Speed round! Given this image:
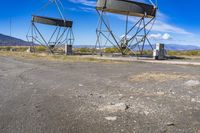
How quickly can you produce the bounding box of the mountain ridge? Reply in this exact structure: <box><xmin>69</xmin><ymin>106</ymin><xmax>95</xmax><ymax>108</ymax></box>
<box><xmin>74</xmin><ymin>44</ymin><xmax>200</xmax><ymax>51</ymax></box>
<box><xmin>0</xmin><ymin>34</ymin><xmax>33</xmax><ymax>46</ymax></box>
<box><xmin>0</xmin><ymin>34</ymin><xmax>200</xmax><ymax>51</ymax></box>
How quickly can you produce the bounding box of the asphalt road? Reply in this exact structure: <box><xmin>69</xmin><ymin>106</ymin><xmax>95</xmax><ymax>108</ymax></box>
<box><xmin>0</xmin><ymin>56</ymin><xmax>200</xmax><ymax>133</ymax></box>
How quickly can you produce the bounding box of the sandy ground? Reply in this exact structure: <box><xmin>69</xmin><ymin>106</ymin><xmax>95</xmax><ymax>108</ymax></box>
<box><xmin>0</xmin><ymin>56</ymin><xmax>200</xmax><ymax>133</ymax></box>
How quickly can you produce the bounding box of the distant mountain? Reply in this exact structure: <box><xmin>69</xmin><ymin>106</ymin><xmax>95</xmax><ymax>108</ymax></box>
<box><xmin>142</xmin><ymin>44</ymin><xmax>200</xmax><ymax>51</ymax></box>
<box><xmin>0</xmin><ymin>34</ymin><xmax>33</xmax><ymax>46</ymax></box>
<box><xmin>74</xmin><ymin>45</ymin><xmax>95</xmax><ymax>48</ymax></box>
<box><xmin>1</xmin><ymin>33</ymin><xmax>199</xmax><ymax>51</ymax></box>
<box><xmin>74</xmin><ymin>44</ymin><xmax>200</xmax><ymax>51</ymax></box>
<box><xmin>164</xmin><ymin>44</ymin><xmax>200</xmax><ymax>51</ymax></box>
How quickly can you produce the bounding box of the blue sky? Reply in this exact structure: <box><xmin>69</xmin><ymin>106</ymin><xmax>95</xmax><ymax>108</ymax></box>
<box><xmin>0</xmin><ymin>0</ymin><xmax>199</xmax><ymax>46</ymax></box>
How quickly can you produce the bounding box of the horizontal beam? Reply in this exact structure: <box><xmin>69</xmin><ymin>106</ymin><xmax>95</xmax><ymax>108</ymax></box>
<box><xmin>96</xmin><ymin>0</ymin><xmax>156</xmax><ymax>18</ymax></box>
<box><xmin>32</xmin><ymin>15</ymin><xmax>73</xmax><ymax>27</ymax></box>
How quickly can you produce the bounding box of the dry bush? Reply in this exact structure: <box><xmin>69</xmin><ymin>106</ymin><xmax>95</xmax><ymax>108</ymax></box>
<box><xmin>0</xmin><ymin>51</ymin><xmax>125</xmax><ymax>64</ymax></box>
<box><xmin>168</xmin><ymin>50</ymin><xmax>200</xmax><ymax>56</ymax></box>
<box><xmin>129</xmin><ymin>72</ymin><xmax>191</xmax><ymax>82</ymax></box>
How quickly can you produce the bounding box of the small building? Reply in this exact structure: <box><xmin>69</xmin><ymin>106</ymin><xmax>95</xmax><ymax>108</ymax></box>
<box><xmin>153</xmin><ymin>43</ymin><xmax>166</xmax><ymax>60</ymax></box>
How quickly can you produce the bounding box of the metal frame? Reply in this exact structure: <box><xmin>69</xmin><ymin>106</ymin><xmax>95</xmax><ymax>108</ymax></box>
<box><xmin>95</xmin><ymin>5</ymin><xmax>156</xmax><ymax>55</ymax></box>
<box><xmin>26</xmin><ymin>0</ymin><xmax>74</xmax><ymax>54</ymax></box>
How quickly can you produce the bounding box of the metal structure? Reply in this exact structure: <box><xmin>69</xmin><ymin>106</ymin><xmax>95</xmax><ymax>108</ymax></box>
<box><xmin>95</xmin><ymin>0</ymin><xmax>157</xmax><ymax>55</ymax></box>
<box><xmin>27</xmin><ymin>0</ymin><xmax>74</xmax><ymax>54</ymax></box>
<box><xmin>153</xmin><ymin>43</ymin><xmax>166</xmax><ymax>60</ymax></box>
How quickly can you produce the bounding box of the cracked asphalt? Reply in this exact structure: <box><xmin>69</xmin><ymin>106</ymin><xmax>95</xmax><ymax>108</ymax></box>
<box><xmin>0</xmin><ymin>56</ymin><xmax>200</xmax><ymax>133</ymax></box>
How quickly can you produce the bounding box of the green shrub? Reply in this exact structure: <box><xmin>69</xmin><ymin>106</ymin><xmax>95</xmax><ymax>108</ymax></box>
<box><xmin>79</xmin><ymin>48</ymin><xmax>91</xmax><ymax>53</ymax></box>
<box><xmin>35</xmin><ymin>46</ymin><xmax>47</xmax><ymax>52</ymax></box>
<box><xmin>167</xmin><ymin>50</ymin><xmax>200</xmax><ymax>56</ymax></box>
<box><xmin>104</xmin><ymin>47</ymin><xmax>120</xmax><ymax>53</ymax></box>
<box><xmin>6</xmin><ymin>46</ymin><xmax>12</xmax><ymax>51</ymax></box>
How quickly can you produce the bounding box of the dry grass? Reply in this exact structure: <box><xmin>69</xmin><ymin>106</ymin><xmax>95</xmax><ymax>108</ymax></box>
<box><xmin>129</xmin><ymin>72</ymin><xmax>191</xmax><ymax>82</ymax></box>
<box><xmin>0</xmin><ymin>51</ymin><xmax>125</xmax><ymax>64</ymax></box>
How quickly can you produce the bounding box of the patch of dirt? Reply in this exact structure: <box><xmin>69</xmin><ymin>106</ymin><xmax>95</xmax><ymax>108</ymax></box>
<box><xmin>104</xmin><ymin>116</ymin><xmax>117</xmax><ymax>121</ymax></box>
<box><xmin>184</xmin><ymin>80</ymin><xmax>200</xmax><ymax>87</ymax></box>
<box><xmin>129</xmin><ymin>72</ymin><xmax>191</xmax><ymax>82</ymax></box>
<box><xmin>98</xmin><ymin>103</ymin><xmax>129</xmax><ymax>113</ymax></box>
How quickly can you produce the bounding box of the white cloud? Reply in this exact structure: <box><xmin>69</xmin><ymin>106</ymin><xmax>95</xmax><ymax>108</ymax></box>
<box><xmin>149</xmin><ymin>33</ymin><xmax>162</xmax><ymax>39</ymax></box>
<box><xmin>116</xmin><ymin>11</ymin><xmax>191</xmax><ymax>35</ymax></box>
<box><xmin>149</xmin><ymin>33</ymin><xmax>172</xmax><ymax>40</ymax></box>
<box><xmin>67</xmin><ymin>0</ymin><xmax>192</xmax><ymax>35</ymax></box>
<box><xmin>67</xmin><ymin>0</ymin><xmax>96</xmax><ymax>7</ymax></box>
<box><xmin>79</xmin><ymin>6</ymin><xmax>95</xmax><ymax>12</ymax></box>
<box><xmin>152</xmin><ymin>20</ymin><xmax>191</xmax><ymax>35</ymax></box>
<box><xmin>162</xmin><ymin>33</ymin><xmax>171</xmax><ymax>40</ymax></box>
<box><xmin>156</xmin><ymin>11</ymin><xmax>169</xmax><ymax>21</ymax></box>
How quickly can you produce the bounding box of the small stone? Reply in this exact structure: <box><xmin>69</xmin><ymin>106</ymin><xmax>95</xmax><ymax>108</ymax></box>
<box><xmin>105</xmin><ymin>116</ymin><xmax>117</xmax><ymax>121</ymax></box>
<box><xmin>119</xmin><ymin>97</ymin><xmax>123</xmax><ymax>100</ymax></box>
<box><xmin>157</xmin><ymin>92</ymin><xmax>165</xmax><ymax>95</ymax></box>
<box><xmin>29</xmin><ymin>82</ymin><xmax>34</xmax><ymax>85</ymax></box>
<box><xmin>118</xmin><ymin>94</ymin><xmax>123</xmax><ymax>97</ymax></box>
<box><xmin>130</xmin><ymin>96</ymin><xmax>134</xmax><ymax>99</ymax></box>
<box><xmin>144</xmin><ymin>111</ymin><xmax>149</xmax><ymax>115</ymax></box>
<box><xmin>79</xmin><ymin>84</ymin><xmax>83</xmax><ymax>87</ymax></box>
<box><xmin>99</xmin><ymin>103</ymin><xmax>129</xmax><ymax>112</ymax></box>
<box><xmin>76</xmin><ymin>95</ymin><xmax>81</xmax><ymax>98</ymax></box>
<box><xmin>185</xmin><ymin>80</ymin><xmax>200</xmax><ymax>87</ymax></box>
<box><xmin>171</xmin><ymin>92</ymin><xmax>175</xmax><ymax>95</ymax></box>
<box><xmin>191</xmin><ymin>98</ymin><xmax>196</xmax><ymax>102</ymax></box>
<box><xmin>169</xmin><ymin>90</ymin><xmax>175</xmax><ymax>94</ymax></box>
<box><xmin>110</xmin><ymin>102</ymin><xmax>115</xmax><ymax>105</ymax></box>
<box><xmin>166</xmin><ymin>122</ymin><xmax>175</xmax><ymax>126</ymax></box>
<box><xmin>125</xmin><ymin>104</ymin><xmax>130</xmax><ymax>110</ymax></box>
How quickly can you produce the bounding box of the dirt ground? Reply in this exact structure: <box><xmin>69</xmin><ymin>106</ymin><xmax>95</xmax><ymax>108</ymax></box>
<box><xmin>0</xmin><ymin>56</ymin><xmax>200</xmax><ymax>133</ymax></box>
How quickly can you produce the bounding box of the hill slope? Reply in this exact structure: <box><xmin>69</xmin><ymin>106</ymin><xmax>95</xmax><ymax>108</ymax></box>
<box><xmin>0</xmin><ymin>33</ymin><xmax>199</xmax><ymax>51</ymax></box>
<box><xmin>164</xmin><ymin>44</ymin><xmax>200</xmax><ymax>51</ymax></box>
<box><xmin>75</xmin><ymin>44</ymin><xmax>200</xmax><ymax>51</ymax></box>
<box><xmin>0</xmin><ymin>34</ymin><xmax>32</xmax><ymax>46</ymax></box>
